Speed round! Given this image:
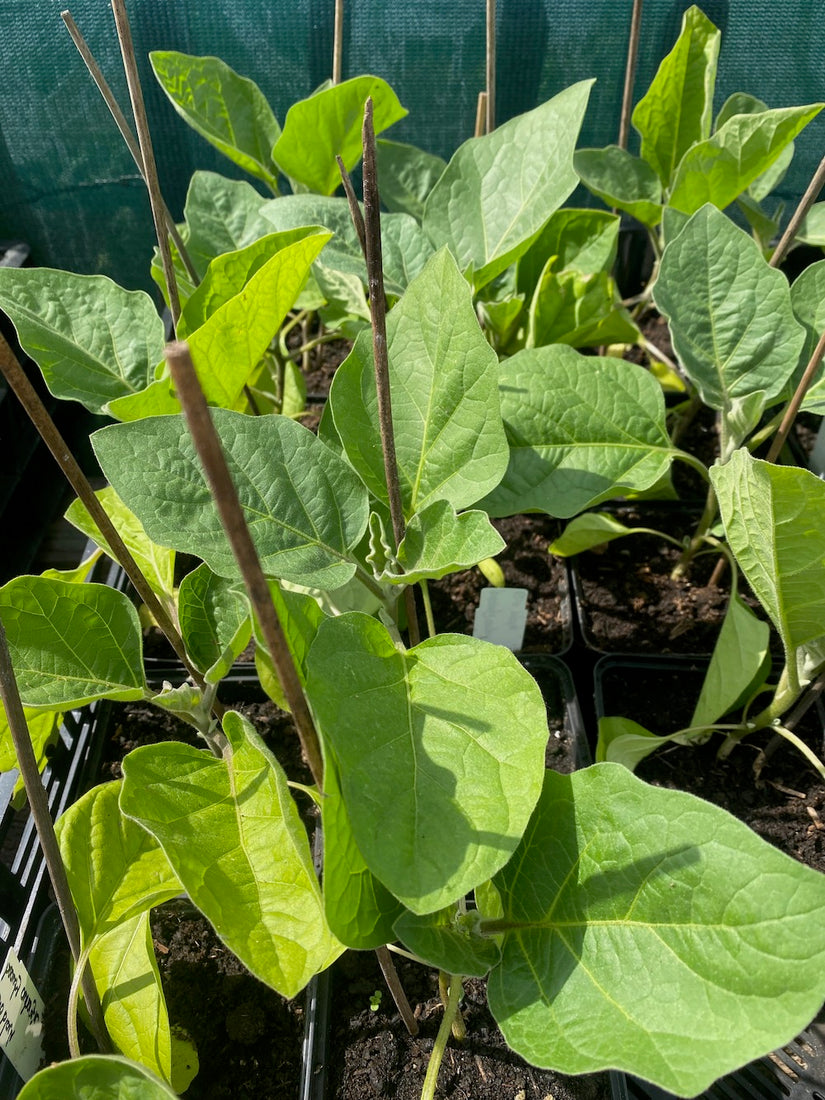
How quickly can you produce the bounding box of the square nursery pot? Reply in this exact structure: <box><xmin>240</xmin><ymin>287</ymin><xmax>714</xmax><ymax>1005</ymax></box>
<box><xmin>593</xmin><ymin>654</ymin><xmax>825</xmax><ymax>1100</ymax></box>
<box><xmin>300</xmin><ymin>655</ymin><xmax>627</xmax><ymax>1100</ymax></box>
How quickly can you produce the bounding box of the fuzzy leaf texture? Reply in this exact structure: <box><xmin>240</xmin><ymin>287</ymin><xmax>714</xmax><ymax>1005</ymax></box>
<box><xmin>120</xmin><ymin>711</ymin><xmax>343</xmax><ymax>998</ymax></box>
<box><xmin>305</xmin><ymin>613</ymin><xmax>548</xmax><ymax>914</ymax></box>
<box><xmin>487</xmin><ymin>763</ymin><xmax>825</xmax><ymax>1096</ymax></box>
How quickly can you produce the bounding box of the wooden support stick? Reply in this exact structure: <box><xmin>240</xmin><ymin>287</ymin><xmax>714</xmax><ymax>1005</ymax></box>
<box><xmin>765</xmin><ymin>328</ymin><xmax>825</xmax><ymax>463</ymax></box>
<box><xmin>475</xmin><ymin>90</ymin><xmax>487</xmax><ymax>138</ymax></box>
<box><xmin>486</xmin><ymin>0</ymin><xmax>496</xmax><ymax>134</ymax></box>
<box><xmin>618</xmin><ymin>0</ymin><xmax>644</xmax><ymax>149</ymax></box>
<box><xmin>0</xmin><ymin>621</ymin><xmax>110</xmax><ymax>1053</ymax></box>
<box><xmin>61</xmin><ymin>10</ymin><xmax>198</xmax><ymax>286</ymax></box>
<box><xmin>165</xmin><ymin>342</ymin><xmax>324</xmax><ymax>788</ymax></box>
<box><xmin>110</xmin><ymin>0</ymin><xmax>182</xmax><ymax>327</ymax></box>
<box><xmin>770</xmin><ymin>150</ymin><xmax>825</xmax><ymax>269</ymax></box>
<box><xmin>333</xmin><ymin>0</ymin><xmax>344</xmax><ymax>84</ymax></box>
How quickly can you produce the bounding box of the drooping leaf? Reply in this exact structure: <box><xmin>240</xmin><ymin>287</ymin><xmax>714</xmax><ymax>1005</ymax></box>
<box><xmin>527</xmin><ymin>266</ymin><xmax>638</xmax><ymax>349</ymax></box>
<box><xmin>387</xmin><ymin>502</ymin><xmax>505</xmax><ymax>585</ymax></box>
<box><xmin>151</xmin><ymin>52</ymin><xmax>281</xmax><ymax>190</ymax></box>
<box><xmin>0</xmin><ymin>268</ymin><xmax>163</xmax><ymax>415</ymax></box>
<box><xmin>65</xmin><ymin>487</ymin><xmax>176</xmax><ymax>601</ymax></box>
<box><xmin>517</xmin><ymin>208</ymin><xmax>621</xmax><ymax>297</ymax></box>
<box><xmin>305</xmin><ymin>613</ymin><xmax>548</xmax><ymax>914</ymax></box>
<box><xmin>394</xmin><ymin>904</ymin><xmax>500</xmax><ymax>977</ymax></box>
<box><xmin>654</xmin><ymin>205</ymin><xmax>804</xmax><ymax>425</ymax></box>
<box><xmin>548</xmin><ymin>513</ymin><xmax>656</xmax><ymax>557</ymax></box>
<box><xmin>120</xmin><ymin>711</ymin><xmax>343</xmax><ymax>998</ymax></box>
<box><xmin>329</xmin><ymin>248</ymin><xmax>508</xmax><ymax>517</ymax></box>
<box><xmin>178</xmin><ymin>564</ymin><xmax>251</xmax><ymax>683</ymax></box>
<box><xmin>17</xmin><ymin>1055</ymin><xmax>179</xmax><ymax>1099</ymax></box>
<box><xmin>668</xmin><ymin>103</ymin><xmax>823</xmax><ymax>215</ymax></box>
<box><xmin>596</xmin><ymin>716</ymin><xmax>670</xmax><ymax>770</ymax></box>
<box><xmin>272</xmin><ymin>75</ymin><xmax>407</xmax><ymax>195</ymax></box>
<box><xmin>375</xmin><ymin>139</ymin><xmax>447</xmax><ymax>220</ymax></box>
<box><xmin>488</xmin><ymin>763</ymin><xmax>825</xmax><ymax>1096</ymax></box>
<box><xmin>710</xmin><ymin>452</ymin><xmax>825</xmax><ymax>659</ymax></box>
<box><xmin>573</xmin><ymin>147</ymin><xmax>663</xmax><ymax>228</ymax></box>
<box><xmin>321</xmin><ymin>754</ymin><xmax>403</xmax><ymax>949</ymax></box>
<box><xmin>789</xmin><ymin>260</ymin><xmax>825</xmax><ymax>413</ymax></box>
<box><xmin>690</xmin><ymin>594</ymin><xmax>771</xmax><ymax>729</ymax></box>
<box><xmin>93</xmin><ymin>411</ymin><xmax>370</xmax><ymax>590</ymax></box>
<box><xmin>481</xmin><ymin>347</ymin><xmax>678</xmax><ymax>519</ymax></box>
<box><xmin>185</xmin><ymin>230</ymin><xmax>330</xmax><ymax>410</ymax></box>
<box><xmin>423</xmin><ymin>81</ymin><xmax>593</xmax><ymax>289</ymax></box>
<box><xmin>632</xmin><ymin>5</ymin><xmax>721</xmax><ymax>186</ymax></box>
<box><xmin>0</xmin><ymin>578</ymin><xmax>145</xmax><ymax>709</ymax></box>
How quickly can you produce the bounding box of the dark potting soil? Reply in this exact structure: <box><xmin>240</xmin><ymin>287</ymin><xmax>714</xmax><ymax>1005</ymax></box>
<box><xmin>428</xmin><ymin>514</ymin><xmax>571</xmax><ymax>652</ymax></box>
<box><xmin>573</xmin><ymin>507</ymin><xmax>769</xmax><ymax>655</ymax></box>
<box><xmin>597</xmin><ymin>663</ymin><xmax>825</xmax><ymax>874</ymax></box>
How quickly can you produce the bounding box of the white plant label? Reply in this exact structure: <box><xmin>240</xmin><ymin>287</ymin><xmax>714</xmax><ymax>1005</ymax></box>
<box><xmin>472</xmin><ymin>587</ymin><xmax>528</xmax><ymax>651</ymax></box>
<box><xmin>0</xmin><ymin>948</ymin><xmax>44</xmax><ymax>1081</ymax></box>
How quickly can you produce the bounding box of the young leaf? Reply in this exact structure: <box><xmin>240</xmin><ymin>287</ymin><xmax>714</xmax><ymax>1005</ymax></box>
<box><xmin>329</xmin><ymin>248</ymin><xmax>509</xmax><ymax>517</ymax></box>
<box><xmin>548</xmin><ymin>513</ymin><xmax>653</xmax><ymax>557</ymax></box>
<box><xmin>17</xmin><ymin>1055</ymin><xmax>179</xmax><ymax>1099</ymax></box>
<box><xmin>596</xmin><ymin>716</ymin><xmax>669</xmax><ymax>770</ymax></box>
<box><xmin>517</xmin><ymin>208</ymin><xmax>622</xmax><ymax>297</ymax></box>
<box><xmin>185</xmin><ymin>230</ymin><xmax>330</xmax><ymax>410</ymax></box>
<box><xmin>481</xmin><ymin>348</ymin><xmax>678</xmax><ymax>519</ymax></box>
<box><xmin>668</xmin><ymin>103</ymin><xmax>823</xmax><ymax>215</ymax></box>
<box><xmin>305</xmin><ymin>613</ymin><xmax>548</xmax><ymax>914</ymax></box>
<box><xmin>710</xmin><ymin>452</ymin><xmax>825</xmax><ymax>659</ymax></box>
<box><xmin>393</xmin><ymin>905</ymin><xmax>500</xmax><ymax>977</ymax></box>
<box><xmin>0</xmin><ymin>268</ymin><xmax>163</xmax><ymax>415</ymax></box>
<box><xmin>178</xmin><ymin>564</ymin><xmax>251</xmax><ymax>683</ymax></box>
<box><xmin>573</xmin><ymin>147</ymin><xmax>663</xmax><ymax>228</ymax></box>
<box><xmin>526</xmin><ymin>267</ymin><xmax>638</xmax><ymax>349</ymax></box>
<box><xmin>654</xmin><ymin>205</ymin><xmax>804</xmax><ymax>418</ymax></box>
<box><xmin>120</xmin><ymin>711</ymin><xmax>343</xmax><ymax>998</ymax></box>
<box><xmin>488</xmin><ymin>763</ymin><xmax>825</xmax><ymax>1096</ymax></box>
<box><xmin>387</xmin><ymin>502</ymin><xmax>505</xmax><ymax>585</ymax></box>
<box><xmin>0</xmin><ymin>578</ymin><xmax>145</xmax><ymax>709</ymax></box>
<box><xmin>690</xmin><ymin>594</ymin><xmax>771</xmax><ymax>729</ymax></box>
<box><xmin>423</xmin><ymin>81</ymin><xmax>593</xmax><ymax>289</ymax></box>
<box><xmin>375</xmin><ymin>139</ymin><xmax>447</xmax><ymax>220</ymax></box>
<box><xmin>632</xmin><ymin>5</ymin><xmax>721</xmax><ymax>186</ymax></box>
<box><xmin>93</xmin><ymin>411</ymin><xmax>370</xmax><ymax>590</ymax></box>
<box><xmin>65</xmin><ymin>486</ymin><xmax>176</xmax><ymax>601</ymax></box>
<box><xmin>272</xmin><ymin>75</ymin><xmax>407</xmax><ymax>195</ymax></box>
<box><xmin>151</xmin><ymin>52</ymin><xmax>281</xmax><ymax>191</ymax></box>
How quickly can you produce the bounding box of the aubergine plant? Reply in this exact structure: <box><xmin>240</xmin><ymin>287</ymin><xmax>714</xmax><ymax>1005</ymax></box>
<box><xmin>3</xmin><ymin>239</ymin><xmax>825</xmax><ymax>1098</ymax></box>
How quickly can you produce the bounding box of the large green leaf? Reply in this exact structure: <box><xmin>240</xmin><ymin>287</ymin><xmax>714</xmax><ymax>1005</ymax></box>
<box><xmin>93</xmin><ymin>411</ymin><xmax>369</xmax><ymax>590</ymax></box>
<box><xmin>178</xmin><ymin>565</ymin><xmax>251</xmax><ymax>683</ymax></box>
<box><xmin>632</xmin><ymin>6</ymin><xmax>720</xmax><ymax>186</ymax></box>
<box><xmin>17</xmin><ymin>1056</ymin><xmax>179</xmax><ymax>1099</ymax></box>
<box><xmin>375</xmin><ymin>139</ymin><xmax>447</xmax><ymax>220</ymax></box>
<box><xmin>272</xmin><ymin>75</ymin><xmax>407</xmax><ymax>195</ymax></box>
<box><xmin>654</xmin><ymin>206</ymin><xmax>804</xmax><ymax>425</ymax></box>
<box><xmin>790</xmin><ymin>260</ymin><xmax>825</xmax><ymax>413</ymax></box>
<box><xmin>151</xmin><ymin>52</ymin><xmax>281</xmax><ymax>190</ymax></box>
<box><xmin>65</xmin><ymin>487</ymin><xmax>175</xmax><ymax>601</ymax></box>
<box><xmin>527</xmin><ymin>267</ymin><xmax>638</xmax><ymax>349</ymax></box>
<box><xmin>185</xmin><ymin>230</ymin><xmax>330</xmax><ymax>410</ymax></box>
<box><xmin>0</xmin><ymin>268</ymin><xmax>163</xmax><ymax>415</ymax></box>
<box><xmin>305</xmin><ymin>613</ymin><xmax>548</xmax><ymax>914</ymax></box>
<box><xmin>487</xmin><ymin>763</ymin><xmax>825</xmax><ymax>1096</ymax></box>
<box><xmin>329</xmin><ymin>248</ymin><xmax>508</xmax><ymax>518</ymax></box>
<box><xmin>573</xmin><ymin>147</ymin><xmax>663</xmax><ymax>228</ymax></box>
<box><xmin>0</xmin><ymin>578</ymin><xmax>145</xmax><ymax>709</ymax></box>
<box><xmin>481</xmin><ymin>347</ymin><xmax>678</xmax><ymax>519</ymax></box>
<box><xmin>517</xmin><ymin>208</ymin><xmax>621</xmax><ymax>296</ymax></box>
<box><xmin>710</xmin><ymin>452</ymin><xmax>825</xmax><ymax>659</ymax></box>
<box><xmin>423</xmin><ymin>82</ymin><xmax>593</xmax><ymax>289</ymax></box>
<box><xmin>668</xmin><ymin>103</ymin><xmax>823</xmax><ymax>215</ymax></box>
<box><xmin>120</xmin><ymin>711</ymin><xmax>343</xmax><ymax>997</ymax></box>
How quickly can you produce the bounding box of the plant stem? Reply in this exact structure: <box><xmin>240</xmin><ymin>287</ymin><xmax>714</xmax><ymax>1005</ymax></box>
<box><xmin>165</xmin><ymin>341</ymin><xmax>325</xmax><ymax>788</ymax></box>
<box><xmin>0</xmin><ymin>621</ymin><xmax>110</xmax><ymax>1054</ymax></box>
<box><xmin>420</xmin><ymin>973</ymin><xmax>464</xmax><ymax>1100</ymax></box>
<box><xmin>765</xmin><ymin>328</ymin><xmax>825</xmax><ymax>463</ymax></box>
<box><xmin>769</xmin><ymin>149</ymin><xmax>825</xmax><ymax>269</ymax></box>
<box><xmin>474</xmin><ymin>91</ymin><xmax>487</xmax><ymax>138</ymax></box>
<box><xmin>332</xmin><ymin>0</ymin><xmax>344</xmax><ymax>84</ymax></box>
<box><xmin>420</xmin><ymin>580</ymin><xmax>437</xmax><ymax>639</ymax></box>
<box><xmin>375</xmin><ymin>945</ymin><xmax>419</xmax><ymax>1036</ymax></box>
<box><xmin>618</xmin><ymin>0</ymin><xmax>644</xmax><ymax>149</ymax></box>
<box><xmin>438</xmin><ymin>969</ymin><xmax>466</xmax><ymax>1040</ymax></box>
<box><xmin>0</xmin><ymin>333</ymin><xmax>211</xmax><ymax>697</ymax></box>
<box><xmin>110</xmin><ymin>0</ymin><xmax>182</xmax><ymax>328</ymax></box>
<box><xmin>486</xmin><ymin>0</ymin><xmax>496</xmax><ymax>134</ymax></box>
<box><xmin>60</xmin><ymin>10</ymin><xmax>198</xmax><ymax>286</ymax></box>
